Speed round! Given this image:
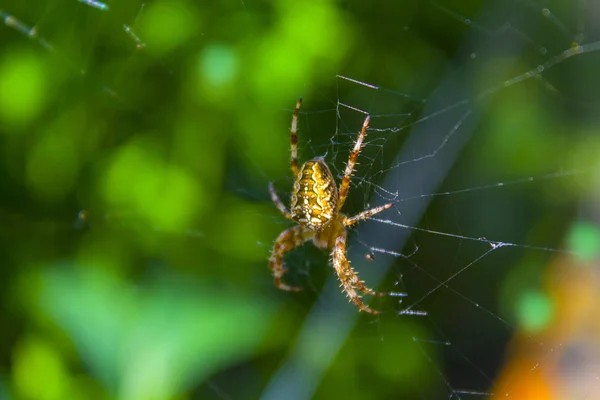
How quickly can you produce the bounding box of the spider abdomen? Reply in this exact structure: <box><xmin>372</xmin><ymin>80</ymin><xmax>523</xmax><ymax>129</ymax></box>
<box><xmin>290</xmin><ymin>158</ymin><xmax>338</xmax><ymax>230</ymax></box>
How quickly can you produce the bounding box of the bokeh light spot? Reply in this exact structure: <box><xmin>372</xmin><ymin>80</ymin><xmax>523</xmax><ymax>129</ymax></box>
<box><xmin>566</xmin><ymin>221</ymin><xmax>600</xmax><ymax>262</ymax></box>
<box><xmin>139</xmin><ymin>1</ymin><xmax>198</xmax><ymax>56</ymax></box>
<box><xmin>251</xmin><ymin>0</ymin><xmax>350</xmax><ymax>99</ymax></box>
<box><xmin>12</xmin><ymin>336</ymin><xmax>69</xmax><ymax>400</ymax></box>
<box><xmin>0</xmin><ymin>50</ymin><xmax>47</xmax><ymax>128</ymax></box>
<box><xmin>517</xmin><ymin>290</ymin><xmax>554</xmax><ymax>333</ymax></box>
<box><xmin>103</xmin><ymin>141</ymin><xmax>204</xmax><ymax>232</ymax></box>
<box><xmin>200</xmin><ymin>45</ymin><xmax>239</xmax><ymax>87</ymax></box>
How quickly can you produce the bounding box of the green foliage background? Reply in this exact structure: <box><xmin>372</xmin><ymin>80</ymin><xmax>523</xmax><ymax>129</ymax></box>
<box><xmin>0</xmin><ymin>0</ymin><xmax>598</xmax><ymax>399</ymax></box>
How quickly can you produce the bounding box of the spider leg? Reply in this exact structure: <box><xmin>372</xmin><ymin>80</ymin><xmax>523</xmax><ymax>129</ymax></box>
<box><xmin>290</xmin><ymin>98</ymin><xmax>302</xmax><ymax>178</ymax></box>
<box><xmin>269</xmin><ymin>182</ymin><xmax>293</xmax><ymax>221</ymax></box>
<box><xmin>332</xmin><ymin>230</ymin><xmax>381</xmax><ymax>314</ymax></box>
<box><xmin>351</xmin><ymin>277</ymin><xmax>388</xmax><ymax>298</ymax></box>
<box><xmin>269</xmin><ymin>225</ymin><xmax>313</xmax><ymax>292</ymax></box>
<box><xmin>344</xmin><ymin>203</ymin><xmax>393</xmax><ymax>226</ymax></box>
<box><xmin>337</xmin><ymin>115</ymin><xmax>370</xmax><ymax>212</ymax></box>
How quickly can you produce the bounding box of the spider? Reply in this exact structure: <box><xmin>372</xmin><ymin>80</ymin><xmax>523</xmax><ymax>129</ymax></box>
<box><xmin>268</xmin><ymin>98</ymin><xmax>394</xmax><ymax>314</ymax></box>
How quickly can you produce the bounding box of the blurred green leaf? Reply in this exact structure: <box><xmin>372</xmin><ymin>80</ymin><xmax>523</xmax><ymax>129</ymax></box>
<box><xmin>38</xmin><ymin>265</ymin><xmax>273</xmax><ymax>400</ymax></box>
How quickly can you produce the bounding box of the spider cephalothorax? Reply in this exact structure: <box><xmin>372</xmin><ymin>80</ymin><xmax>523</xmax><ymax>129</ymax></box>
<box><xmin>268</xmin><ymin>98</ymin><xmax>393</xmax><ymax>314</ymax></box>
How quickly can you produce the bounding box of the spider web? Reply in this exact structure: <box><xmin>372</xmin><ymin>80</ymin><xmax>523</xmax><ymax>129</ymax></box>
<box><xmin>2</xmin><ymin>0</ymin><xmax>600</xmax><ymax>399</ymax></box>
<box><xmin>263</xmin><ymin>1</ymin><xmax>600</xmax><ymax>399</ymax></box>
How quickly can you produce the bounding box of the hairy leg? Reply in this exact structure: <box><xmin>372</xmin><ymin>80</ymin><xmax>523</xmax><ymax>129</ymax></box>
<box><xmin>344</xmin><ymin>203</ymin><xmax>394</xmax><ymax>226</ymax></box>
<box><xmin>269</xmin><ymin>225</ymin><xmax>312</xmax><ymax>292</ymax></box>
<box><xmin>269</xmin><ymin>182</ymin><xmax>293</xmax><ymax>221</ymax></box>
<box><xmin>332</xmin><ymin>231</ymin><xmax>381</xmax><ymax>314</ymax></box>
<box><xmin>337</xmin><ymin>115</ymin><xmax>370</xmax><ymax>211</ymax></box>
<box><xmin>290</xmin><ymin>98</ymin><xmax>302</xmax><ymax>178</ymax></box>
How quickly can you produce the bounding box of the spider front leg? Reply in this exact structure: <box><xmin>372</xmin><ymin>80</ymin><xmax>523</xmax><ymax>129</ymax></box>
<box><xmin>290</xmin><ymin>97</ymin><xmax>302</xmax><ymax>178</ymax></box>
<box><xmin>337</xmin><ymin>115</ymin><xmax>370</xmax><ymax>212</ymax></box>
<box><xmin>332</xmin><ymin>230</ymin><xmax>384</xmax><ymax>314</ymax></box>
<box><xmin>269</xmin><ymin>225</ymin><xmax>313</xmax><ymax>292</ymax></box>
<box><xmin>269</xmin><ymin>182</ymin><xmax>293</xmax><ymax>221</ymax></box>
<box><xmin>344</xmin><ymin>203</ymin><xmax>394</xmax><ymax>227</ymax></box>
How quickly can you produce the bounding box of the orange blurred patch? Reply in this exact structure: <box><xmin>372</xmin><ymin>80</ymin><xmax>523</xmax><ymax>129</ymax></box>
<box><xmin>492</xmin><ymin>355</ymin><xmax>554</xmax><ymax>400</ymax></box>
